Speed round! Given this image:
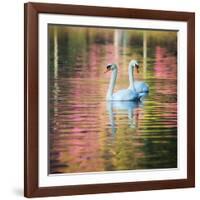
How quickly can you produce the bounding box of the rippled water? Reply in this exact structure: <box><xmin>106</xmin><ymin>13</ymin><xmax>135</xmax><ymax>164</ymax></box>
<box><xmin>48</xmin><ymin>26</ymin><xmax>177</xmax><ymax>174</ymax></box>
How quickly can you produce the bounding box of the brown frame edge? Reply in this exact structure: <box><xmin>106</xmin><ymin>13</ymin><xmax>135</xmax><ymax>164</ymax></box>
<box><xmin>24</xmin><ymin>2</ymin><xmax>195</xmax><ymax>198</ymax></box>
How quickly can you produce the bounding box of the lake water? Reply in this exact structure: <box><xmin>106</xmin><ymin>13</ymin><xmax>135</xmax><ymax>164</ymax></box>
<box><xmin>48</xmin><ymin>26</ymin><xmax>177</xmax><ymax>174</ymax></box>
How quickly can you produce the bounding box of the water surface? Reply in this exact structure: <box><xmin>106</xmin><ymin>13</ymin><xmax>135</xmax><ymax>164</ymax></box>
<box><xmin>48</xmin><ymin>26</ymin><xmax>177</xmax><ymax>174</ymax></box>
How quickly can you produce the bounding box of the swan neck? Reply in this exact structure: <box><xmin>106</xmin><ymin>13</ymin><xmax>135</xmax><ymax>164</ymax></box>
<box><xmin>107</xmin><ymin>67</ymin><xmax>117</xmax><ymax>100</ymax></box>
<box><xmin>128</xmin><ymin>63</ymin><xmax>134</xmax><ymax>89</ymax></box>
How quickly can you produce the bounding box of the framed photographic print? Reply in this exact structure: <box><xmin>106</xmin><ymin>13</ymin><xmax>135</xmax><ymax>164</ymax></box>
<box><xmin>24</xmin><ymin>2</ymin><xmax>195</xmax><ymax>197</ymax></box>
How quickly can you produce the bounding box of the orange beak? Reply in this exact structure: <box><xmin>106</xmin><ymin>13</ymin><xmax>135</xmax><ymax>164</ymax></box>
<box><xmin>104</xmin><ymin>68</ymin><xmax>110</xmax><ymax>73</ymax></box>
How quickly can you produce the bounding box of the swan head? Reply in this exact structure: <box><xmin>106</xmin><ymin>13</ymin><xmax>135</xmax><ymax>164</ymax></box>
<box><xmin>129</xmin><ymin>60</ymin><xmax>139</xmax><ymax>73</ymax></box>
<box><xmin>104</xmin><ymin>63</ymin><xmax>118</xmax><ymax>73</ymax></box>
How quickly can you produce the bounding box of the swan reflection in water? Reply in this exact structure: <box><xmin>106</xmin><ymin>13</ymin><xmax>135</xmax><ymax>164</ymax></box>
<box><xmin>106</xmin><ymin>99</ymin><xmax>146</xmax><ymax>136</ymax></box>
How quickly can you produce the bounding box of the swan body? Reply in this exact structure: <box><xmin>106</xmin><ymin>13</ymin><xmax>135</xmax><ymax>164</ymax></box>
<box><xmin>111</xmin><ymin>88</ymin><xmax>138</xmax><ymax>101</ymax></box>
<box><xmin>105</xmin><ymin>64</ymin><xmax>139</xmax><ymax>101</ymax></box>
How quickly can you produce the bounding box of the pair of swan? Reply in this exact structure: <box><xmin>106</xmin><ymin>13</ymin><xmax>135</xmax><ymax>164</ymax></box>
<box><xmin>105</xmin><ymin>60</ymin><xmax>149</xmax><ymax>101</ymax></box>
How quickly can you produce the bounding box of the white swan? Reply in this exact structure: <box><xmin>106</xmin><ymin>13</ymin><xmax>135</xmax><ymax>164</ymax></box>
<box><xmin>128</xmin><ymin>60</ymin><xmax>149</xmax><ymax>98</ymax></box>
<box><xmin>105</xmin><ymin>64</ymin><xmax>139</xmax><ymax>101</ymax></box>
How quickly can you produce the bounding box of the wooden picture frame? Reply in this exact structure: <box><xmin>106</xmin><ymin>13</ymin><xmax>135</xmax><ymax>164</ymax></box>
<box><xmin>24</xmin><ymin>2</ymin><xmax>195</xmax><ymax>197</ymax></box>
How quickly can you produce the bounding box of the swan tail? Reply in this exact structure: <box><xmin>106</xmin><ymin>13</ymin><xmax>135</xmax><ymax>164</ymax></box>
<box><xmin>138</xmin><ymin>92</ymin><xmax>148</xmax><ymax>101</ymax></box>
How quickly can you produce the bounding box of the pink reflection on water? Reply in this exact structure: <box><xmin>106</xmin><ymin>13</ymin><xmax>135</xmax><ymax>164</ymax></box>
<box><xmin>154</xmin><ymin>46</ymin><xmax>177</xmax><ymax>95</ymax></box>
<box><xmin>154</xmin><ymin>47</ymin><xmax>177</xmax><ymax>79</ymax></box>
<box><xmin>153</xmin><ymin>46</ymin><xmax>177</xmax><ymax>130</ymax></box>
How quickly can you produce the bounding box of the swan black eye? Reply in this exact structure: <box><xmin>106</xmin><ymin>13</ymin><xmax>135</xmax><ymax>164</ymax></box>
<box><xmin>106</xmin><ymin>64</ymin><xmax>112</xmax><ymax>69</ymax></box>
